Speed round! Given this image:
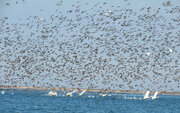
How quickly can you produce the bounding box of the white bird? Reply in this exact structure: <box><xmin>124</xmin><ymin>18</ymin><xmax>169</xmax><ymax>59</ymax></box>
<box><xmin>39</xmin><ymin>18</ymin><xmax>44</xmax><ymax>21</ymax></box>
<box><xmin>48</xmin><ymin>91</ymin><xmax>58</xmax><ymax>96</ymax></box>
<box><xmin>88</xmin><ymin>95</ymin><xmax>95</xmax><ymax>98</ymax></box>
<box><xmin>168</xmin><ymin>48</ymin><xmax>173</xmax><ymax>53</ymax></box>
<box><xmin>143</xmin><ymin>91</ymin><xmax>150</xmax><ymax>99</ymax></box>
<box><xmin>66</xmin><ymin>89</ymin><xmax>77</xmax><ymax>97</ymax></box>
<box><xmin>78</xmin><ymin>89</ymin><xmax>87</xmax><ymax>96</ymax></box>
<box><xmin>99</xmin><ymin>93</ymin><xmax>107</xmax><ymax>97</ymax></box>
<box><xmin>1</xmin><ymin>91</ymin><xmax>5</xmax><ymax>95</ymax></box>
<box><xmin>35</xmin><ymin>16</ymin><xmax>44</xmax><ymax>22</ymax></box>
<box><xmin>146</xmin><ymin>52</ymin><xmax>151</xmax><ymax>56</ymax></box>
<box><xmin>151</xmin><ymin>91</ymin><xmax>158</xmax><ymax>99</ymax></box>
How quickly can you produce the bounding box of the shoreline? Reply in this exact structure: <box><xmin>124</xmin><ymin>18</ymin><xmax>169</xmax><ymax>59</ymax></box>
<box><xmin>0</xmin><ymin>85</ymin><xmax>179</xmax><ymax>95</ymax></box>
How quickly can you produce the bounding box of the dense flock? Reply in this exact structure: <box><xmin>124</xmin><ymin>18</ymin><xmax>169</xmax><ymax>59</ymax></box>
<box><xmin>0</xmin><ymin>0</ymin><xmax>179</xmax><ymax>92</ymax></box>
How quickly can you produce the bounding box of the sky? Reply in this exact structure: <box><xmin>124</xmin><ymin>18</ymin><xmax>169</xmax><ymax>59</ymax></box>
<box><xmin>0</xmin><ymin>0</ymin><xmax>180</xmax><ymax>92</ymax></box>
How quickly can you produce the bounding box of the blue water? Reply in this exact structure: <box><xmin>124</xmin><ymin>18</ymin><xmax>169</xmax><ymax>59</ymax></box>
<box><xmin>0</xmin><ymin>90</ymin><xmax>180</xmax><ymax>113</ymax></box>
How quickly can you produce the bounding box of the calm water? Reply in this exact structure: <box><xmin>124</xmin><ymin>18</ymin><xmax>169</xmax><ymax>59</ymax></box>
<box><xmin>0</xmin><ymin>90</ymin><xmax>180</xmax><ymax>113</ymax></box>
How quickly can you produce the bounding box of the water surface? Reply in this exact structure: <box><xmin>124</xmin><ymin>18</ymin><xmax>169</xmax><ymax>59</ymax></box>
<box><xmin>0</xmin><ymin>90</ymin><xmax>180</xmax><ymax>113</ymax></box>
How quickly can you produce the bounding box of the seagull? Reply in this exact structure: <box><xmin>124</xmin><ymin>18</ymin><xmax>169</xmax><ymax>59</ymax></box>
<box><xmin>168</xmin><ymin>48</ymin><xmax>173</xmax><ymax>53</ymax></box>
<box><xmin>66</xmin><ymin>89</ymin><xmax>77</xmax><ymax>97</ymax></box>
<box><xmin>39</xmin><ymin>18</ymin><xmax>44</xmax><ymax>21</ymax></box>
<box><xmin>146</xmin><ymin>52</ymin><xmax>151</xmax><ymax>56</ymax></box>
<box><xmin>34</xmin><ymin>16</ymin><xmax>44</xmax><ymax>22</ymax></box>
<box><xmin>48</xmin><ymin>91</ymin><xmax>58</xmax><ymax>96</ymax></box>
<box><xmin>151</xmin><ymin>91</ymin><xmax>158</xmax><ymax>99</ymax></box>
<box><xmin>1</xmin><ymin>91</ymin><xmax>5</xmax><ymax>95</ymax></box>
<box><xmin>78</xmin><ymin>89</ymin><xmax>87</xmax><ymax>96</ymax></box>
<box><xmin>99</xmin><ymin>93</ymin><xmax>107</xmax><ymax>97</ymax></box>
<box><xmin>143</xmin><ymin>91</ymin><xmax>150</xmax><ymax>99</ymax></box>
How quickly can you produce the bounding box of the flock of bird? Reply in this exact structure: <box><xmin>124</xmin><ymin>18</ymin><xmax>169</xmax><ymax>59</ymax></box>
<box><xmin>0</xmin><ymin>0</ymin><xmax>180</xmax><ymax>93</ymax></box>
<box><xmin>0</xmin><ymin>89</ymin><xmax>158</xmax><ymax>100</ymax></box>
<box><xmin>48</xmin><ymin>89</ymin><xmax>158</xmax><ymax>100</ymax></box>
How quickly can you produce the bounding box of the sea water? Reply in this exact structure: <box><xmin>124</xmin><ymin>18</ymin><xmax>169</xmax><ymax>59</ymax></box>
<box><xmin>0</xmin><ymin>90</ymin><xmax>180</xmax><ymax>113</ymax></box>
